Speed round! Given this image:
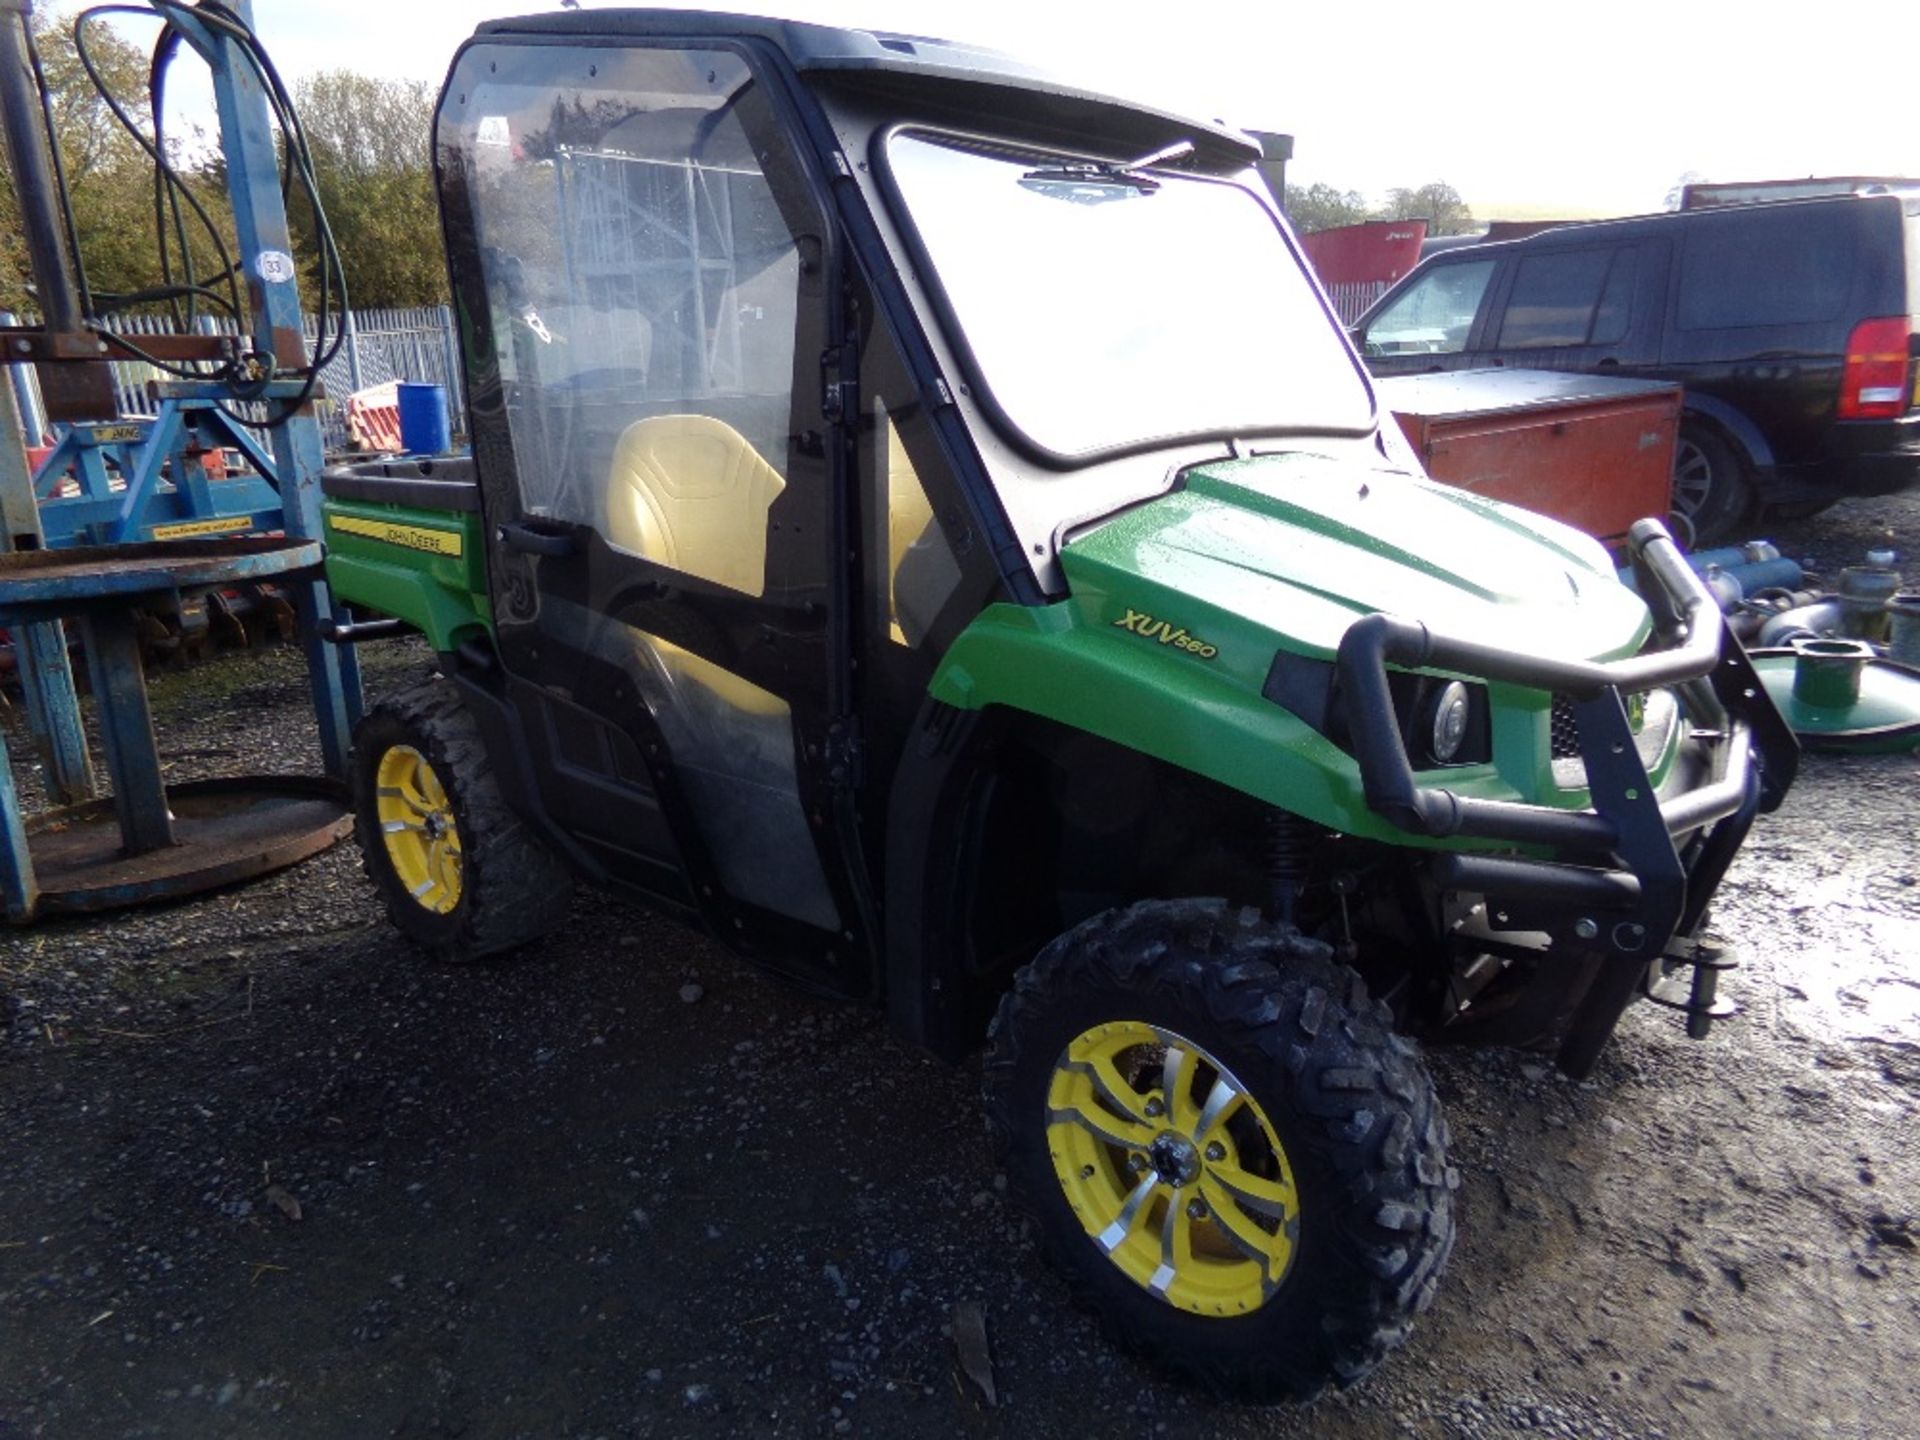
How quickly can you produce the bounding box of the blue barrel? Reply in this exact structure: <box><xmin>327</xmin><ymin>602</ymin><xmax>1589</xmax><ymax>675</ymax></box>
<box><xmin>396</xmin><ymin>382</ymin><xmax>451</xmax><ymax>455</ymax></box>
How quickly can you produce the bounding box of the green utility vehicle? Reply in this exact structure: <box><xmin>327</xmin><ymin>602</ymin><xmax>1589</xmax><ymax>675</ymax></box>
<box><xmin>320</xmin><ymin>10</ymin><xmax>1797</xmax><ymax>1401</ymax></box>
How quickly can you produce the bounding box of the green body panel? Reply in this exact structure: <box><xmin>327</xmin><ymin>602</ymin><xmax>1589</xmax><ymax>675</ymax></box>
<box><xmin>930</xmin><ymin>455</ymin><xmax>1665</xmax><ymax>846</ymax></box>
<box><xmin>321</xmin><ymin>499</ymin><xmax>492</xmax><ymax>652</ymax></box>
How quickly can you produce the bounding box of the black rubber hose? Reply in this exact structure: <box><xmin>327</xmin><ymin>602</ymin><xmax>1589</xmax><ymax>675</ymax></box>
<box><xmin>70</xmin><ymin>6</ymin><xmax>247</xmax><ymax>380</ymax></box>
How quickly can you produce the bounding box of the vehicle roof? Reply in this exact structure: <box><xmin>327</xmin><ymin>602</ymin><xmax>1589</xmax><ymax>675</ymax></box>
<box><xmin>1412</xmin><ymin>191</ymin><xmax>1908</xmax><ymax>263</ymax></box>
<box><xmin>472</xmin><ymin>8</ymin><xmax>1260</xmax><ymax>166</ymax></box>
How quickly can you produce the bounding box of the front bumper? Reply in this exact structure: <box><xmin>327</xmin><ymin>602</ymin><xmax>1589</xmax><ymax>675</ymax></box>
<box><xmin>1819</xmin><ymin>412</ymin><xmax>1920</xmax><ymax>497</ymax></box>
<box><xmin>1336</xmin><ymin>518</ymin><xmax>1799</xmax><ymax>1070</ymax></box>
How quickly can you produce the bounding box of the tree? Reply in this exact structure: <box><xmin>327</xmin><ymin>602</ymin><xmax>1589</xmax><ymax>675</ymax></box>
<box><xmin>1283</xmin><ymin>181</ymin><xmax>1371</xmax><ymax>233</ymax></box>
<box><xmin>1378</xmin><ymin>182</ymin><xmax>1475</xmax><ymax>236</ymax></box>
<box><xmin>1664</xmin><ymin>170</ymin><xmax>1706</xmax><ymax>212</ymax></box>
<box><xmin>1283</xmin><ymin>179</ymin><xmax>1479</xmax><ymax>237</ymax></box>
<box><xmin>291</xmin><ymin>71</ymin><xmax>447</xmax><ymax>310</ymax></box>
<box><xmin>0</xmin><ymin>4</ymin><xmax>231</xmax><ymax>316</ymax></box>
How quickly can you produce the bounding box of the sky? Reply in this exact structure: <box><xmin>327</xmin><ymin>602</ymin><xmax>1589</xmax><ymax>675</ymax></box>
<box><xmin>108</xmin><ymin>0</ymin><xmax>1917</xmax><ymax>221</ymax></box>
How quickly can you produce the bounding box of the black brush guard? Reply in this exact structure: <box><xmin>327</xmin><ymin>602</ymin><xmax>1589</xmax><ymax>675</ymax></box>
<box><xmin>1335</xmin><ymin>519</ymin><xmax>1799</xmax><ymax>1073</ymax></box>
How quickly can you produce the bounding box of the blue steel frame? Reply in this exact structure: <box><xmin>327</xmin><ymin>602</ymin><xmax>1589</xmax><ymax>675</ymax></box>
<box><xmin>1</xmin><ymin>376</ymin><xmax>93</xmax><ymax>917</ymax></box>
<box><xmin>4</xmin><ymin>0</ymin><xmax>362</xmax><ymax>921</ymax></box>
<box><xmin>0</xmin><ymin>537</ymin><xmax>328</xmax><ymax>921</ymax></box>
<box><xmin>154</xmin><ymin>0</ymin><xmax>361</xmax><ymax>771</ymax></box>
<box><xmin>32</xmin><ymin>402</ymin><xmax>283</xmax><ymax>545</ymax></box>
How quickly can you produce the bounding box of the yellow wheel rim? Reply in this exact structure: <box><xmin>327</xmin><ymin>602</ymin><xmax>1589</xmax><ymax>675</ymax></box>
<box><xmin>1047</xmin><ymin>1021</ymin><xmax>1299</xmax><ymax>1316</ymax></box>
<box><xmin>374</xmin><ymin>744</ymin><xmax>463</xmax><ymax>915</ymax></box>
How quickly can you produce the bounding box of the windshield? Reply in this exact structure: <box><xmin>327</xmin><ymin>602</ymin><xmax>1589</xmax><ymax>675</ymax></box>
<box><xmin>884</xmin><ymin>131</ymin><xmax>1375</xmax><ymax>462</ymax></box>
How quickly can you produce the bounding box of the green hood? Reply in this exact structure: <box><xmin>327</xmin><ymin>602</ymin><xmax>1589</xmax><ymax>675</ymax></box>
<box><xmin>927</xmin><ymin>452</ymin><xmax>1657</xmax><ymax>843</ymax></box>
<box><xmin>1062</xmin><ymin>454</ymin><xmax>1651</xmax><ymax>669</ymax></box>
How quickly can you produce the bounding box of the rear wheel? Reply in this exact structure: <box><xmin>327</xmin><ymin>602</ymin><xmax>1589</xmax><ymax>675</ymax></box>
<box><xmin>351</xmin><ymin>677</ymin><xmax>572</xmax><ymax>961</ymax></box>
<box><xmin>1671</xmin><ymin>422</ymin><xmax>1754</xmax><ymax>545</ymax></box>
<box><xmin>984</xmin><ymin>899</ymin><xmax>1455</xmax><ymax>1401</ymax></box>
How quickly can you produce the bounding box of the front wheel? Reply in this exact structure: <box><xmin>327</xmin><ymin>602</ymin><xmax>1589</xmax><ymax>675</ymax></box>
<box><xmin>351</xmin><ymin>677</ymin><xmax>573</xmax><ymax>961</ymax></box>
<box><xmin>984</xmin><ymin>899</ymin><xmax>1456</xmax><ymax>1402</ymax></box>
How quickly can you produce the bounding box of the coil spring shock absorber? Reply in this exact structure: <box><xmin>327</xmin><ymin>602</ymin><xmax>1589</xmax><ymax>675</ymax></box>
<box><xmin>1264</xmin><ymin>808</ymin><xmax>1318</xmax><ymax>926</ymax></box>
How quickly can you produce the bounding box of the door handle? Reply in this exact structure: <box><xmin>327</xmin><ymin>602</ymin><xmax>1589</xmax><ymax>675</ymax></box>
<box><xmin>497</xmin><ymin>519</ymin><xmax>579</xmax><ymax>557</ymax></box>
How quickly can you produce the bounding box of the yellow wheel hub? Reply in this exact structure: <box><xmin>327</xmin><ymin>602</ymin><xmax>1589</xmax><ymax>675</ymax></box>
<box><xmin>374</xmin><ymin>744</ymin><xmax>463</xmax><ymax>915</ymax></box>
<box><xmin>1047</xmin><ymin>1021</ymin><xmax>1299</xmax><ymax>1316</ymax></box>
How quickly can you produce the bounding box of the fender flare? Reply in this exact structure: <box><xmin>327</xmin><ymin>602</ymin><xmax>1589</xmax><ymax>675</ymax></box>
<box><xmin>883</xmin><ymin>698</ymin><xmax>1005</xmax><ymax>1060</ymax></box>
<box><xmin>1679</xmin><ymin>394</ymin><xmax>1776</xmax><ymax>480</ymax></box>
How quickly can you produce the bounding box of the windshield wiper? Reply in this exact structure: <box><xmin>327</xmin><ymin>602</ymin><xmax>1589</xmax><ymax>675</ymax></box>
<box><xmin>1020</xmin><ymin>139</ymin><xmax>1196</xmax><ymax>194</ymax></box>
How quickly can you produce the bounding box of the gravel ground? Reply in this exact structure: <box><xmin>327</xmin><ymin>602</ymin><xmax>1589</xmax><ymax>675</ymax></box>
<box><xmin>1</xmin><ymin>492</ymin><xmax>1916</xmax><ymax>1439</ymax></box>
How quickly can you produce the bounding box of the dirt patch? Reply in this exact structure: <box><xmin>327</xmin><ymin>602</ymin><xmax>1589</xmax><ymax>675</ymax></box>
<box><xmin>2</xmin><ymin>494</ymin><xmax>1916</xmax><ymax>1439</ymax></box>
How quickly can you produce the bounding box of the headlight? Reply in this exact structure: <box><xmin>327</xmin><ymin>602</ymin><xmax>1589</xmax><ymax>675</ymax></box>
<box><xmin>1261</xmin><ymin>654</ymin><xmax>1487</xmax><ymax>766</ymax></box>
<box><xmin>1425</xmin><ymin>681</ymin><xmax>1472</xmax><ymax>765</ymax></box>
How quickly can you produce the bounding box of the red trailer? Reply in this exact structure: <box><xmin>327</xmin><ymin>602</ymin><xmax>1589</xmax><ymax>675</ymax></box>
<box><xmin>1299</xmin><ymin>219</ymin><xmax>1427</xmax><ymax>323</ymax></box>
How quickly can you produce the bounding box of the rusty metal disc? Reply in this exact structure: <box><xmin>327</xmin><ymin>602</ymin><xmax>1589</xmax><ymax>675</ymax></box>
<box><xmin>19</xmin><ymin>775</ymin><xmax>350</xmax><ymax>918</ymax></box>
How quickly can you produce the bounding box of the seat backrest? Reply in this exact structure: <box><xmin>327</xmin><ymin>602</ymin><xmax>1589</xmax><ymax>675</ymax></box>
<box><xmin>605</xmin><ymin>414</ymin><xmax>786</xmax><ymax>596</ymax></box>
<box><xmin>886</xmin><ymin>423</ymin><xmax>935</xmax><ymax>586</ymax></box>
<box><xmin>879</xmin><ymin>416</ymin><xmax>933</xmax><ymax>641</ymax></box>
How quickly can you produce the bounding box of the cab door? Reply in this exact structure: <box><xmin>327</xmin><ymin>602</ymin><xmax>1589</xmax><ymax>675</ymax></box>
<box><xmin>1357</xmin><ymin>254</ymin><xmax>1503</xmax><ymax>376</ymax></box>
<box><xmin>437</xmin><ymin>38</ymin><xmax>868</xmax><ymax>984</ymax></box>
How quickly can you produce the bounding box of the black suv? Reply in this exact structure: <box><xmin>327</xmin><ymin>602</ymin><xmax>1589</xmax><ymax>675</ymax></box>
<box><xmin>1351</xmin><ymin>194</ymin><xmax>1920</xmax><ymax>542</ymax></box>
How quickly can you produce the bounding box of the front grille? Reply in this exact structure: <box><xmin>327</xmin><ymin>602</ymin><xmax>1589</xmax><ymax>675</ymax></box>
<box><xmin>1549</xmin><ymin>694</ymin><xmax>1582</xmax><ymax>759</ymax></box>
<box><xmin>1550</xmin><ymin>689</ymin><xmax>1681</xmax><ymax>791</ymax></box>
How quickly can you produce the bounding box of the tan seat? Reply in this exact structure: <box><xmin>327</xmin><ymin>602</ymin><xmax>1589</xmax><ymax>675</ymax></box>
<box><xmin>884</xmin><ymin>423</ymin><xmax>936</xmax><ymax>645</ymax></box>
<box><xmin>605</xmin><ymin>414</ymin><xmax>789</xmax><ymax>716</ymax></box>
<box><xmin>643</xmin><ymin>634</ymin><xmax>788</xmax><ymax>719</ymax></box>
<box><xmin>605</xmin><ymin>414</ymin><xmax>785</xmax><ymax>596</ymax></box>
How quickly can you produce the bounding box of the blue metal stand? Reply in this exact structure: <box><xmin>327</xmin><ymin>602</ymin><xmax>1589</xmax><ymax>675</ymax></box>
<box><xmin>1</xmin><ymin>372</ymin><xmax>95</xmax><ymax>815</ymax></box>
<box><xmin>32</xmin><ymin>400</ymin><xmax>284</xmax><ymax>545</ymax></box>
<box><xmin>155</xmin><ymin>0</ymin><xmax>362</xmax><ymax>774</ymax></box>
<box><xmin>76</xmin><ymin>605</ymin><xmax>175</xmax><ymax>853</ymax></box>
<box><xmin>2</xmin><ymin>0</ymin><xmax>362</xmax><ymax>925</ymax></box>
<box><xmin>0</xmin><ymin>537</ymin><xmax>348</xmax><ymax>922</ymax></box>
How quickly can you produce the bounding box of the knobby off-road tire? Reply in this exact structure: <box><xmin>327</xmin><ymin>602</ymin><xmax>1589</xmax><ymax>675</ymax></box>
<box><xmin>351</xmin><ymin>677</ymin><xmax>572</xmax><ymax>962</ymax></box>
<box><xmin>984</xmin><ymin>898</ymin><xmax>1456</xmax><ymax>1402</ymax></box>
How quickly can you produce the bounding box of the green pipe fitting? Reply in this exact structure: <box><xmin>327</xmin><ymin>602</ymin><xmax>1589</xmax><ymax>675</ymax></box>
<box><xmin>1791</xmin><ymin>637</ymin><xmax>1874</xmax><ymax>708</ymax></box>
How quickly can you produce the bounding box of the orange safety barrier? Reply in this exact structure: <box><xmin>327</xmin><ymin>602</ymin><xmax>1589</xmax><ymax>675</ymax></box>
<box><xmin>344</xmin><ymin>380</ymin><xmax>404</xmax><ymax>453</ymax></box>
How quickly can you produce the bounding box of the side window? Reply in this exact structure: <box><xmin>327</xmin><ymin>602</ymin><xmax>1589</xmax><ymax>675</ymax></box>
<box><xmin>464</xmin><ymin>47</ymin><xmax>803</xmax><ymax>595</ymax></box>
<box><xmin>871</xmin><ymin>399</ymin><xmax>960</xmax><ymax>648</ymax></box>
<box><xmin>1677</xmin><ymin>207</ymin><xmax>1855</xmax><ymax>330</ymax></box>
<box><xmin>1363</xmin><ymin>260</ymin><xmax>1496</xmax><ymax>356</ymax></box>
<box><xmin>1589</xmin><ymin>250</ymin><xmax>1638</xmax><ymax>345</ymax></box>
<box><xmin>1497</xmin><ymin>249</ymin><xmax>1614</xmax><ymax>348</ymax></box>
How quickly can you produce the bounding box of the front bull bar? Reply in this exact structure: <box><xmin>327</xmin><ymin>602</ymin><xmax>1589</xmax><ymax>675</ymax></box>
<box><xmin>1334</xmin><ymin>518</ymin><xmax>1799</xmax><ymax>1071</ymax></box>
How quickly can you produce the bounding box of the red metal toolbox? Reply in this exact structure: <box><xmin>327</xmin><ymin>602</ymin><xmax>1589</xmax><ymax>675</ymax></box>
<box><xmin>1378</xmin><ymin>369</ymin><xmax>1680</xmax><ymax>548</ymax></box>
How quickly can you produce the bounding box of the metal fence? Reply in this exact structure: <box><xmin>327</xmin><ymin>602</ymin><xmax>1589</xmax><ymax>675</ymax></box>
<box><xmin>1324</xmin><ymin>280</ymin><xmax>1390</xmax><ymax>327</ymax></box>
<box><xmin>4</xmin><ymin>305</ymin><xmax>464</xmax><ymax>453</ymax></box>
